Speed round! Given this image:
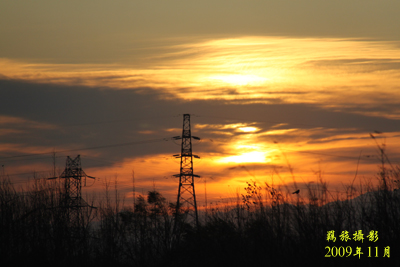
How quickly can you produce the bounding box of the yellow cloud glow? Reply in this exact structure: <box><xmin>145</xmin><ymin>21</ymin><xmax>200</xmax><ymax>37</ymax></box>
<box><xmin>1</xmin><ymin>36</ymin><xmax>400</xmax><ymax>118</ymax></box>
<box><xmin>218</xmin><ymin>151</ymin><xmax>270</xmax><ymax>163</ymax></box>
<box><xmin>237</xmin><ymin>127</ymin><xmax>258</xmax><ymax>132</ymax></box>
<box><xmin>208</xmin><ymin>74</ymin><xmax>268</xmax><ymax>86</ymax></box>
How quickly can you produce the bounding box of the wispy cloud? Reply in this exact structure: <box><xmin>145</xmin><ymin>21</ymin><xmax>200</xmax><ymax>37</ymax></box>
<box><xmin>0</xmin><ymin>115</ymin><xmax>56</xmax><ymax>129</ymax></box>
<box><xmin>2</xmin><ymin>37</ymin><xmax>400</xmax><ymax>118</ymax></box>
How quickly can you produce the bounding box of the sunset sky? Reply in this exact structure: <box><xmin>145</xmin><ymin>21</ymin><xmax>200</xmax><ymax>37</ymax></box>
<box><xmin>1</xmin><ymin>1</ymin><xmax>400</xmax><ymax>207</ymax></box>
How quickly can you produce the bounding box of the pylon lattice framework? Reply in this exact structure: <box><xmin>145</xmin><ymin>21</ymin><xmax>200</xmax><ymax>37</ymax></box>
<box><xmin>51</xmin><ymin>155</ymin><xmax>94</xmax><ymax>229</ymax></box>
<box><xmin>173</xmin><ymin>114</ymin><xmax>200</xmax><ymax>226</ymax></box>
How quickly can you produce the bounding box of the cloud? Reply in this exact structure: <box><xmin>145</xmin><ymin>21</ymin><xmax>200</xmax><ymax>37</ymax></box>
<box><xmin>1</xmin><ymin>37</ymin><xmax>400</xmax><ymax>118</ymax></box>
<box><xmin>2</xmin><ymin>37</ymin><xmax>400</xmax><ymax>202</ymax></box>
<box><xmin>0</xmin><ymin>115</ymin><xmax>57</xmax><ymax>130</ymax></box>
<box><xmin>1</xmin><ymin>1</ymin><xmax>399</xmax><ymax>66</ymax></box>
<box><xmin>303</xmin><ymin>58</ymin><xmax>400</xmax><ymax>73</ymax></box>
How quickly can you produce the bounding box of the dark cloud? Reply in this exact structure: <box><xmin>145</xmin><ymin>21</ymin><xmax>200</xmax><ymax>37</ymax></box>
<box><xmin>1</xmin><ymin>78</ymin><xmax>400</xmax><ymax>181</ymax></box>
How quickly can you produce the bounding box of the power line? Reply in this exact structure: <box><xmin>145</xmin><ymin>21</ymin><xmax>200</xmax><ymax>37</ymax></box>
<box><xmin>278</xmin><ymin>148</ymin><xmax>379</xmax><ymax>161</ymax></box>
<box><xmin>0</xmin><ymin>137</ymin><xmax>172</xmax><ymax>161</ymax></box>
<box><xmin>59</xmin><ymin>115</ymin><xmax>175</xmax><ymax>127</ymax></box>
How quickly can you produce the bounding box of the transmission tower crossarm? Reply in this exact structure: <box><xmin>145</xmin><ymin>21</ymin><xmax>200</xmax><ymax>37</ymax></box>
<box><xmin>48</xmin><ymin>155</ymin><xmax>96</xmax><ymax>230</ymax></box>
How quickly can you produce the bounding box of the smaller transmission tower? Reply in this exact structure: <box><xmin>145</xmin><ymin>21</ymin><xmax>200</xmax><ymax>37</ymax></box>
<box><xmin>49</xmin><ymin>155</ymin><xmax>95</xmax><ymax>229</ymax></box>
<box><xmin>173</xmin><ymin>114</ymin><xmax>200</xmax><ymax>227</ymax></box>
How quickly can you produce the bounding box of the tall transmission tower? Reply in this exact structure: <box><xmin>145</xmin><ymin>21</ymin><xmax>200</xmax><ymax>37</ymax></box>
<box><xmin>49</xmin><ymin>155</ymin><xmax>95</xmax><ymax>230</ymax></box>
<box><xmin>173</xmin><ymin>114</ymin><xmax>200</xmax><ymax>227</ymax></box>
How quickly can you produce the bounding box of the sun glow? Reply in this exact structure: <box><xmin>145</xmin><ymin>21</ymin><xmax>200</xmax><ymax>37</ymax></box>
<box><xmin>2</xmin><ymin>37</ymin><xmax>400</xmax><ymax>118</ymax></box>
<box><xmin>237</xmin><ymin>126</ymin><xmax>258</xmax><ymax>132</ymax></box>
<box><xmin>218</xmin><ymin>151</ymin><xmax>270</xmax><ymax>163</ymax></box>
<box><xmin>208</xmin><ymin>74</ymin><xmax>268</xmax><ymax>86</ymax></box>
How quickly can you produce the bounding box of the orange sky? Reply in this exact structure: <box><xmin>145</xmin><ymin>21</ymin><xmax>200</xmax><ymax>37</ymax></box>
<box><xmin>1</xmin><ymin>2</ymin><xmax>400</xmax><ymax>208</ymax></box>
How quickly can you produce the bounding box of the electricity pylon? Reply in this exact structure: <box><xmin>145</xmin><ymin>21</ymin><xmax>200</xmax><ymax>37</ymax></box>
<box><xmin>173</xmin><ymin>114</ymin><xmax>200</xmax><ymax>227</ymax></box>
<box><xmin>49</xmin><ymin>155</ymin><xmax>95</xmax><ymax>230</ymax></box>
